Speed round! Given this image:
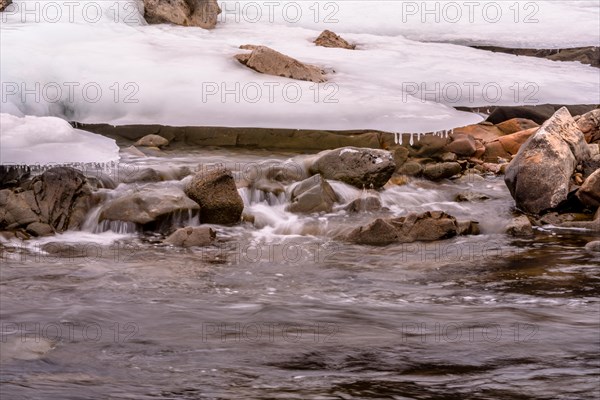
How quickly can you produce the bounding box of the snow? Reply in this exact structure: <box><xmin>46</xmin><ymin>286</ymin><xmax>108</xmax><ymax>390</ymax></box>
<box><xmin>0</xmin><ymin>0</ymin><xmax>599</xmax><ymax>164</ymax></box>
<box><xmin>0</xmin><ymin>114</ymin><xmax>119</xmax><ymax>165</ymax></box>
<box><xmin>340</xmin><ymin>149</ymin><xmax>359</xmax><ymax>155</ymax></box>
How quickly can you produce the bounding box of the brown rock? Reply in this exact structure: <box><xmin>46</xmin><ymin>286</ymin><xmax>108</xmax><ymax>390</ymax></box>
<box><xmin>483</xmin><ymin>141</ymin><xmax>511</xmax><ymax>162</ymax></box>
<box><xmin>143</xmin><ymin>0</ymin><xmax>221</xmax><ymax>29</ymax></box>
<box><xmin>235</xmin><ymin>45</ymin><xmax>327</xmax><ymax>83</ymax></box>
<box><xmin>423</xmin><ymin>162</ymin><xmax>462</xmax><ymax>181</ymax></box>
<box><xmin>345</xmin><ymin>195</ymin><xmax>382</xmax><ymax>213</ymax></box>
<box><xmin>185</xmin><ymin>168</ymin><xmax>244</xmax><ymax>224</ymax></box>
<box><xmin>496</xmin><ymin>118</ymin><xmax>539</xmax><ymax>135</ymax></box>
<box><xmin>445</xmin><ymin>133</ymin><xmax>477</xmax><ymax>156</ymax></box>
<box><xmin>576</xmin><ymin>109</ymin><xmax>600</xmax><ymax>144</ymax></box>
<box><xmin>577</xmin><ymin>169</ymin><xmax>600</xmax><ymax>208</ymax></box>
<box><xmin>135</xmin><ymin>134</ymin><xmax>169</xmax><ymax>148</ymax></box>
<box><xmin>497</xmin><ymin>127</ymin><xmax>538</xmax><ymax>155</ymax></box>
<box><xmin>506</xmin><ymin>215</ymin><xmax>534</xmax><ymax>237</ymax></box>
<box><xmin>0</xmin><ymin>0</ymin><xmax>12</xmax><ymax>12</ymax></box>
<box><xmin>453</xmin><ymin>124</ymin><xmax>505</xmax><ymax>143</ymax></box>
<box><xmin>314</xmin><ymin>30</ymin><xmax>355</xmax><ymax>50</ymax></box>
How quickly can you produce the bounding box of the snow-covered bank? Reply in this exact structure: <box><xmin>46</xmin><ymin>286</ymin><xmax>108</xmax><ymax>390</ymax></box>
<box><xmin>1</xmin><ymin>0</ymin><xmax>598</xmax><ymax>136</ymax></box>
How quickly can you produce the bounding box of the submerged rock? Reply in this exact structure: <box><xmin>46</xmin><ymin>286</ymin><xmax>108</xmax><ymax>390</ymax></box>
<box><xmin>235</xmin><ymin>45</ymin><xmax>327</xmax><ymax>83</ymax></box>
<box><xmin>347</xmin><ymin>211</ymin><xmax>478</xmax><ymax>246</ymax></box>
<box><xmin>309</xmin><ymin>147</ymin><xmax>395</xmax><ymax>189</ymax></box>
<box><xmin>345</xmin><ymin>195</ymin><xmax>382</xmax><ymax>213</ymax></box>
<box><xmin>134</xmin><ymin>134</ymin><xmax>170</xmax><ymax>148</ymax></box>
<box><xmin>287</xmin><ymin>175</ymin><xmax>338</xmax><ymax>214</ymax></box>
<box><xmin>165</xmin><ymin>226</ymin><xmax>216</xmax><ymax>247</ymax></box>
<box><xmin>454</xmin><ymin>192</ymin><xmax>490</xmax><ymax>202</ymax></box>
<box><xmin>185</xmin><ymin>168</ymin><xmax>244</xmax><ymax>224</ymax></box>
<box><xmin>585</xmin><ymin>241</ymin><xmax>600</xmax><ymax>253</ymax></box>
<box><xmin>314</xmin><ymin>30</ymin><xmax>356</xmax><ymax>50</ymax></box>
<box><xmin>143</xmin><ymin>0</ymin><xmax>221</xmax><ymax>29</ymax></box>
<box><xmin>506</xmin><ymin>215</ymin><xmax>534</xmax><ymax>237</ymax></box>
<box><xmin>504</xmin><ymin>107</ymin><xmax>591</xmax><ymax>214</ymax></box>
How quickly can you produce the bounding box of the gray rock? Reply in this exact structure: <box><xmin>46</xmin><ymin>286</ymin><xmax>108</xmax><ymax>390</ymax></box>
<box><xmin>165</xmin><ymin>226</ymin><xmax>216</xmax><ymax>247</ymax></box>
<box><xmin>398</xmin><ymin>161</ymin><xmax>423</xmax><ymax>177</ymax></box>
<box><xmin>505</xmin><ymin>107</ymin><xmax>591</xmax><ymax>214</ymax></box>
<box><xmin>423</xmin><ymin>162</ymin><xmax>462</xmax><ymax>181</ymax></box>
<box><xmin>185</xmin><ymin>168</ymin><xmax>244</xmax><ymax>224</ymax></box>
<box><xmin>309</xmin><ymin>147</ymin><xmax>395</xmax><ymax>189</ymax></box>
<box><xmin>506</xmin><ymin>215</ymin><xmax>534</xmax><ymax>237</ymax></box>
<box><xmin>26</xmin><ymin>222</ymin><xmax>54</xmax><ymax>237</ymax></box>
<box><xmin>287</xmin><ymin>175</ymin><xmax>338</xmax><ymax>214</ymax></box>
<box><xmin>100</xmin><ymin>186</ymin><xmax>199</xmax><ymax>226</ymax></box>
<box><xmin>454</xmin><ymin>192</ymin><xmax>490</xmax><ymax>202</ymax></box>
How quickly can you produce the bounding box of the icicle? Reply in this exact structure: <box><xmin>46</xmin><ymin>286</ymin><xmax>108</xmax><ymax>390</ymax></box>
<box><xmin>409</xmin><ymin>133</ymin><xmax>414</xmax><ymax>146</ymax></box>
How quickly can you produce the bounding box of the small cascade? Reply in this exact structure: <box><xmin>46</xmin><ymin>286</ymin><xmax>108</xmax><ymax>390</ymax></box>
<box><xmin>239</xmin><ymin>187</ymin><xmax>287</xmax><ymax>207</ymax></box>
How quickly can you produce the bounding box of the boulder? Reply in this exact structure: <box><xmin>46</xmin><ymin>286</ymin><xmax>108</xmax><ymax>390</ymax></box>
<box><xmin>235</xmin><ymin>45</ymin><xmax>327</xmax><ymax>83</ymax></box>
<box><xmin>506</xmin><ymin>215</ymin><xmax>534</xmax><ymax>237</ymax></box>
<box><xmin>314</xmin><ymin>30</ymin><xmax>355</xmax><ymax>50</ymax></box>
<box><xmin>422</xmin><ymin>162</ymin><xmax>462</xmax><ymax>181</ymax></box>
<box><xmin>165</xmin><ymin>226</ymin><xmax>216</xmax><ymax>247</ymax></box>
<box><xmin>486</xmin><ymin>104</ymin><xmax>599</xmax><ymax>125</ymax></box>
<box><xmin>496</xmin><ymin>118</ymin><xmax>539</xmax><ymax>135</ymax></box>
<box><xmin>398</xmin><ymin>161</ymin><xmax>423</xmax><ymax>177</ymax></box>
<box><xmin>99</xmin><ymin>186</ymin><xmax>199</xmax><ymax>226</ymax></box>
<box><xmin>505</xmin><ymin>107</ymin><xmax>591</xmax><ymax>214</ymax></box>
<box><xmin>309</xmin><ymin>147</ymin><xmax>395</xmax><ymax>189</ymax></box>
<box><xmin>0</xmin><ymin>167</ymin><xmax>93</xmax><ymax>235</ymax></box>
<box><xmin>185</xmin><ymin>168</ymin><xmax>244</xmax><ymax>224</ymax></box>
<box><xmin>453</xmin><ymin>123</ymin><xmax>504</xmax><ymax>143</ymax></box>
<box><xmin>455</xmin><ymin>192</ymin><xmax>490</xmax><ymax>202</ymax></box>
<box><xmin>577</xmin><ymin>169</ymin><xmax>600</xmax><ymax>208</ymax></box>
<box><xmin>143</xmin><ymin>0</ymin><xmax>221</xmax><ymax>29</ymax></box>
<box><xmin>134</xmin><ymin>134</ymin><xmax>169</xmax><ymax>148</ymax></box>
<box><xmin>483</xmin><ymin>141</ymin><xmax>511</xmax><ymax>162</ymax></box>
<box><xmin>575</xmin><ymin>109</ymin><xmax>600</xmax><ymax>144</ymax></box>
<box><xmin>347</xmin><ymin>211</ymin><xmax>478</xmax><ymax>246</ymax></box>
<box><xmin>287</xmin><ymin>175</ymin><xmax>338</xmax><ymax>214</ymax></box>
<box><xmin>444</xmin><ymin>133</ymin><xmax>477</xmax><ymax>156</ymax></box>
<box><xmin>345</xmin><ymin>195</ymin><xmax>382</xmax><ymax>213</ymax></box>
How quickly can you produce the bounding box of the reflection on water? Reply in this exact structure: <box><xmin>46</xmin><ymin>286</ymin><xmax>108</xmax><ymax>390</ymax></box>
<box><xmin>1</xmin><ymin>149</ymin><xmax>599</xmax><ymax>399</ymax></box>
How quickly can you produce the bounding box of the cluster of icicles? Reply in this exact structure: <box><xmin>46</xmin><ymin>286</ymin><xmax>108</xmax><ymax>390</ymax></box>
<box><xmin>394</xmin><ymin>129</ymin><xmax>453</xmax><ymax>146</ymax></box>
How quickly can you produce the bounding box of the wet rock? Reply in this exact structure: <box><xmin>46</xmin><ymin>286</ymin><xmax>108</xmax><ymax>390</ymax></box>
<box><xmin>392</xmin><ymin>146</ymin><xmax>410</xmax><ymax>168</ymax></box>
<box><xmin>165</xmin><ymin>226</ymin><xmax>216</xmax><ymax>247</ymax></box>
<box><xmin>454</xmin><ymin>192</ymin><xmax>490</xmax><ymax>202</ymax></box>
<box><xmin>0</xmin><ymin>167</ymin><xmax>93</xmax><ymax>234</ymax></box>
<box><xmin>506</xmin><ymin>215</ymin><xmax>534</xmax><ymax>237</ymax></box>
<box><xmin>347</xmin><ymin>211</ymin><xmax>477</xmax><ymax>246</ymax></box>
<box><xmin>483</xmin><ymin>141</ymin><xmax>511</xmax><ymax>162</ymax></box>
<box><xmin>577</xmin><ymin>169</ymin><xmax>600</xmax><ymax>208</ymax></box>
<box><xmin>235</xmin><ymin>45</ymin><xmax>327</xmax><ymax>83</ymax></box>
<box><xmin>575</xmin><ymin>109</ymin><xmax>600</xmax><ymax>144</ymax></box>
<box><xmin>287</xmin><ymin>175</ymin><xmax>338</xmax><ymax>214</ymax></box>
<box><xmin>26</xmin><ymin>222</ymin><xmax>54</xmax><ymax>237</ymax></box>
<box><xmin>345</xmin><ymin>195</ymin><xmax>382</xmax><ymax>213</ymax></box>
<box><xmin>505</xmin><ymin>107</ymin><xmax>591</xmax><ymax>214</ymax></box>
<box><xmin>143</xmin><ymin>0</ymin><xmax>221</xmax><ymax>29</ymax></box>
<box><xmin>496</xmin><ymin>118</ymin><xmax>539</xmax><ymax>135</ymax></box>
<box><xmin>585</xmin><ymin>241</ymin><xmax>600</xmax><ymax>253</ymax></box>
<box><xmin>423</xmin><ymin>162</ymin><xmax>462</xmax><ymax>181</ymax></box>
<box><xmin>444</xmin><ymin>133</ymin><xmax>477</xmax><ymax>156</ymax></box>
<box><xmin>135</xmin><ymin>134</ymin><xmax>169</xmax><ymax>148</ymax></box>
<box><xmin>100</xmin><ymin>186</ymin><xmax>199</xmax><ymax>226</ymax></box>
<box><xmin>185</xmin><ymin>168</ymin><xmax>244</xmax><ymax>224</ymax></box>
<box><xmin>121</xmin><ymin>168</ymin><xmax>163</xmax><ymax>184</ymax></box>
<box><xmin>309</xmin><ymin>147</ymin><xmax>395</xmax><ymax>189</ymax></box>
<box><xmin>314</xmin><ymin>30</ymin><xmax>355</xmax><ymax>50</ymax></box>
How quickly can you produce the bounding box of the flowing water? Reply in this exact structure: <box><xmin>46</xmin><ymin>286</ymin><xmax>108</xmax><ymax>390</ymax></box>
<box><xmin>1</xmin><ymin>148</ymin><xmax>599</xmax><ymax>400</ymax></box>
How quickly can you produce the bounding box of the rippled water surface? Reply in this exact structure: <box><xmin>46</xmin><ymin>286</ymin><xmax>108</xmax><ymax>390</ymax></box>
<box><xmin>1</xmin><ymin>149</ymin><xmax>599</xmax><ymax>399</ymax></box>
